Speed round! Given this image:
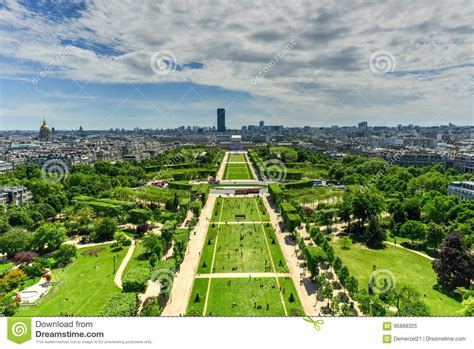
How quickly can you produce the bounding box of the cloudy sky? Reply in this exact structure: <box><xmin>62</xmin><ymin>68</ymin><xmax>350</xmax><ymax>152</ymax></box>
<box><xmin>0</xmin><ymin>0</ymin><xmax>472</xmax><ymax>130</ymax></box>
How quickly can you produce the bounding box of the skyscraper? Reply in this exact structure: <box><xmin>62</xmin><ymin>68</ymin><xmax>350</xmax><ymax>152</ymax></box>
<box><xmin>259</xmin><ymin>120</ymin><xmax>264</xmax><ymax>128</ymax></box>
<box><xmin>217</xmin><ymin>108</ymin><xmax>226</xmax><ymax>132</ymax></box>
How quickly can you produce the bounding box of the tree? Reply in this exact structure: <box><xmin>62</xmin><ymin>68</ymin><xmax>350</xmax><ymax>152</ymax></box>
<box><xmin>54</xmin><ymin>244</ymin><xmax>77</xmax><ymax>267</ymax></box>
<box><xmin>426</xmin><ymin>222</ymin><xmax>445</xmax><ymax>250</ymax></box>
<box><xmin>142</xmin><ymin>233</ymin><xmax>164</xmax><ymax>258</ymax></box>
<box><xmin>31</xmin><ymin>223</ymin><xmax>67</xmax><ymax>254</ymax></box>
<box><xmin>432</xmin><ymin>232</ymin><xmax>472</xmax><ymax>291</ymax></box>
<box><xmin>343</xmin><ymin>186</ymin><xmax>385</xmax><ymax>232</ymax></box>
<box><xmin>114</xmin><ymin>231</ymin><xmax>128</xmax><ymax>247</ymax></box>
<box><xmin>457</xmin><ymin>298</ymin><xmax>474</xmax><ymax>316</ymax></box>
<box><xmin>393</xmin><ymin>285</ymin><xmax>430</xmax><ymax>316</ymax></box>
<box><xmin>365</xmin><ymin>216</ymin><xmax>386</xmax><ymax>248</ymax></box>
<box><xmin>12</xmin><ymin>251</ymin><xmax>39</xmax><ymax>265</ymax></box>
<box><xmin>136</xmin><ymin>222</ymin><xmax>150</xmax><ymax>237</ymax></box>
<box><xmin>94</xmin><ymin>217</ymin><xmax>117</xmax><ymax>242</ymax></box>
<box><xmin>355</xmin><ymin>290</ymin><xmax>386</xmax><ymax>316</ymax></box>
<box><xmin>399</xmin><ymin>220</ymin><xmax>426</xmax><ymax>245</ymax></box>
<box><xmin>0</xmin><ymin>228</ymin><xmax>33</xmax><ymax>258</ymax></box>
<box><xmin>0</xmin><ymin>296</ymin><xmax>18</xmax><ymax>316</ymax></box>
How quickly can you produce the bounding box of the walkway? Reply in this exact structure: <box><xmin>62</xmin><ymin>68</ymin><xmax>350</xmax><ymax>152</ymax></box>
<box><xmin>244</xmin><ymin>152</ymin><xmax>259</xmax><ymax>180</ymax></box>
<box><xmin>114</xmin><ymin>240</ymin><xmax>136</xmax><ymax>289</ymax></box>
<box><xmin>215</xmin><ymin>152</ymin><xmax>229</xmax><ymax>181</ymax></box>
<box><xmin>261</xmin><ymin>194</ymin><xmax>318</xmax><ymax>316</ymax></box>
<box><xmin>161</xmin><ymin>195</ymin><xmax>217</xmax><ymax>316</ymax></box>
<box><xmin>195</xmin><ymin>272</ymin><xmax>291</xmax><ymax>278</ymax></box>
<box><xmin>384</xmin><ymin>241</ymin><xmax>434</xmax><ymax>260</ymax></box>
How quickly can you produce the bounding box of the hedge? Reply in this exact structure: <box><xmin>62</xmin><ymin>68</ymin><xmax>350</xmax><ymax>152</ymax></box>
<box><xmin>286</xmin><ymin>213</ymin><xmax>302</xmax><ymax>233</ymax></box>
<box><xmin>168</xmin><ymin>181</ymin><xmax>193</xmax><ymax>190</ymax></box>
<box><xmin>99</xmin><ymin>292</ymin><xmax>138</xmax><ymax>316</ymax></box>
<box><xmin>122</xmin><ymin>265</ymin><xmax>151</xmax><ymax>293</ymax></box>
<box><xmin>281</xmin><ymin>180</ymin><xmax>314</xmax><ymax>189</ymax></box>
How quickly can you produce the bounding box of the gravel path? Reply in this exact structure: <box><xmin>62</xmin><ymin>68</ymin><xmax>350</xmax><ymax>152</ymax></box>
<box><xmin>114</xmin><ymin>240</ymin><xmax>136</xmax><ymax>289</ymax></box>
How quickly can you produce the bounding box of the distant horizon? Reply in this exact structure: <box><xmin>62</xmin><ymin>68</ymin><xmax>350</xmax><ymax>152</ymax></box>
<box><xmin>1</xmin><ymin>120</ymin><xmax>473</xmax><ymax>132</ymax></box>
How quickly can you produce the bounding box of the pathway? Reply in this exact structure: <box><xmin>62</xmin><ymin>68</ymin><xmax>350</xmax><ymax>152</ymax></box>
<box><xmin>262</xmin><ymin>194</ymin><xmax>319</xmax><ymax>316</ymax></box>
<box><xmin>161</xmin><ymin>195</ymin><xmax>217</xmax><ymax>316</ymax></box>
<box><xmin>114</xmin><ymin>240</ymin><xmax>136</xmax><ymax>289</ymax></box>
<box><xmin>215</xmin><ymin>152</ymin><xmax>229</xmax><ymax>181</ymax></box>
<box><xmin>244</xmin><ymin>152</ymin><xmax>259</xmax><ymax>180</ymax></box>
<box><xmin>384</xmin><ymin>241</ymin><xmax>434</xmax><ymax>260</ymax></box>
<box><xmin>195</xmin><ymin>272</ymin><xmax>291</xmax><ymax>278</ymax></box>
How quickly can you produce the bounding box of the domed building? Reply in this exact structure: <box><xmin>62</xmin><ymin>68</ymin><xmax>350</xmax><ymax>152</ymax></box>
<box><xmin>39</xmin><ymin>119</ymin><xmax>52</xmax><ymax>140</ymax></box>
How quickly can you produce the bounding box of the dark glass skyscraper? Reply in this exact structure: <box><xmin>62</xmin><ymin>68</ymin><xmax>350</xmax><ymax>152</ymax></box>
<box><xmin>217</xmin><ymin>108</ymin><xmax>226</xmax><ymax>132</ymax></box>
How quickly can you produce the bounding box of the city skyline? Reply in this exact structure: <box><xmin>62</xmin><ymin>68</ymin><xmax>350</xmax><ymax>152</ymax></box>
<box><xmin>1</xmin><ymin>1</ymin><xmax>473</xmax><ymax>130</ymax></box>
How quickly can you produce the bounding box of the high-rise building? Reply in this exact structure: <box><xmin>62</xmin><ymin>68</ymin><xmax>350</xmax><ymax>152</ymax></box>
<box><xmin>358</xmin><ymin>121</ymin><xmax>368</xmax><ymax>131</ymax></box>
<box><xmin>259</xmin><ymin>120</ymin><xmax>264</xmax><ymax>128</ymax></box>
<box><xmin>217</xmin><ymin>108</ymin><xmax>226</xmax><ymax>132</ymax></box>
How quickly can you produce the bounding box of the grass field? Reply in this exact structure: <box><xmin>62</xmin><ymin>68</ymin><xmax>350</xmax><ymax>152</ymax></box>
<box><xmin>198</xmin><ymin>223</ymin><xmax>288</xmax><ymax>273</ymax></box>
<box><xmin>211</xmin><ymin>197</ymin><xmax>269</xmax><ymax>222</ymax></box>
<box><xmin>187</xmin><ymin>277</ymin><xmax>303</xmax><ymax>316</ymax></box>
<box><xmin>0</xmin><ymin>262</ymin><xmax>13</xmax><ymax>275</ymax></box>
<box><xmin>332</xmin><ymin>238</ymin><xmax>461</xmax><ymax>316</ymax></box>
<box><xmin>16</xmin><ymin>244</ymin><xmax>127</xmax><ymax>317</ymax></box>
<box><xmin>228</xmin><ymin>153</ymin><xmax>247</xmax><ymax>163</ymax></box>
<box><xmin>189</xmin><ymin>194</ymin><xmax>301</xmax><ymax>316</ymax></box>
<box><xmin>224</xmin><ymin>163</ymin><xmax>253</xmax><ymax>180</ymax></box>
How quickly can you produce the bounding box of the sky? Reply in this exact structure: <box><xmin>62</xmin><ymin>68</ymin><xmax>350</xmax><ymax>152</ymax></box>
<box><xmin>0</xmin><ymin>0</ymin><xmax>472</xmax><ymax>130</ymax></box>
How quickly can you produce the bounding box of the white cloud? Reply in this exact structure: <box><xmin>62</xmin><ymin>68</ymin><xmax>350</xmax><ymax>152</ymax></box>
<box><xmin>0</xmin><ymin>0</ymin><xmax>472</xmax><ymax>126</ymax></box>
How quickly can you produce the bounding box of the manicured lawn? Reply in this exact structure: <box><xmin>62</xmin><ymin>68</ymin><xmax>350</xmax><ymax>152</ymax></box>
<box><xmin>123</xmin><ymin>241</ymin><xmax>148</xmax><ymax>276</ymax></box>
<box><xmin>200</xmin><ymin>224</ymin><xmax>282</xmax><ymax>273</ymax></box>
<box><xmin>331</xmin><ymin>239</ymin><xmax>461</xmax><ymax>316</ymax></box>
<box><xmin>191</xmin><ymin>195</ymin><xmax>302</xmax><ymax>316</ymax></box>
<box><xmin>16</xmin><ymin>244</ymin><xmax>128</xmax><ymax>317</ymax></box>
<box><xmin>188</xmin><ymin>277</ymin><xmax>303</xmax><ymax>316</ymax></box>
<box><xmin>224</xmin><ymin>163</ymin><xmax>253</xmax><ymax>180</ymax></box>
<box><xmin>211</xmin><ymin>197</ymin><xmax>268</xmax><ymax>222</ymax></box>
<box><xmin>186</xmin><ymin>278</ymin><xmax>208</xmax><ymax>316</ymax></box>
<box><xmin>228</xmin><ymin>154</ymin><xmax>246</xmax><ymax>163</ymax></box>
<box><xmin>0</xmin><ymin>262</ymin><xmax>13</xmax><ymax>275</ymax></box>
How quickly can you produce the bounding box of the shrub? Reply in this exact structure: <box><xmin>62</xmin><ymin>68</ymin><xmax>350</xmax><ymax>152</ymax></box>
<box><xmin>54</xmin><ymin>244</ymin><xmax>77</xmax><ymax>267</ymax></box>
<box><xmin>140</xmin><ymin>297</ymin><xmax>163</xmax><ymax>316</ymax></box>
<box><xmin>136</xmin><ymin>222</ymin><xmax>150</xmax><ymax>237</ymax></box>
<box><xmin>12</xmin><ymin>251</ymin><xmax>39</xmax><ymax>265</ymax></box>
<box><xmin>99</xmin><ymin>292</ymin><xmax>138</xmax><ymax>316</ymax></box>
<box><xmin>0</xmin><ymin>269</ymin><xmax>27</xmax><ymax>292</ymax></box>
<box><xmin>122</xmin><ymin>265</ymin><xmax>151</xmax><ymax>293</ymax></box>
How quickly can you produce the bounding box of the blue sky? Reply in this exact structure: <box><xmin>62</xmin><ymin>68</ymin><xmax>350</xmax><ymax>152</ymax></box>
<box><xmin>0</xmin><ymin>0</ymin><xmax>472</xmax><ymax>130</ymax></box>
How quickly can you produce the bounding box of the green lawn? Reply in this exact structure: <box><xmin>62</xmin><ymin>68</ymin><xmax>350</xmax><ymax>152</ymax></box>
<box><xmin>224</xmin><ymin>163</ymin><xmax>253</xmax><ymax>180</ymax></box>
<box><xmin>211</xmin><ymin>197</ymin><xmax>269</xmax><ymax>222</ymax></box>
<box><xmin>198</xmin><ymin>223</ymin><xmax>287</xmax><ymax>273</ymax></box>
<box><xmin>332</xmin><ymin>239</ymin><xmax>462</xmax><ymax>316</ymax></box>
<box><xmin>123</xmin><ymin>241</ymin><xmax>148</xmax><ymax>276</ymax></box>
<box><xmin>0</xmin><ymin>262</ymin><xmax>13</xmax><ymax>275</ymax></box>
<box><xmin>228</xmin><ymin>154</ymin><xmax>246</xmax><ymax>163</ymax></box>
<box><xmin>16</xmin><ymin>244</ymin><xmax>128</xmax><ymax>317</ymax></box>
<box><xmin>187</xmin><ymin>277</ymin><xmax>303</xmax><ymax>316</ymax></box>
